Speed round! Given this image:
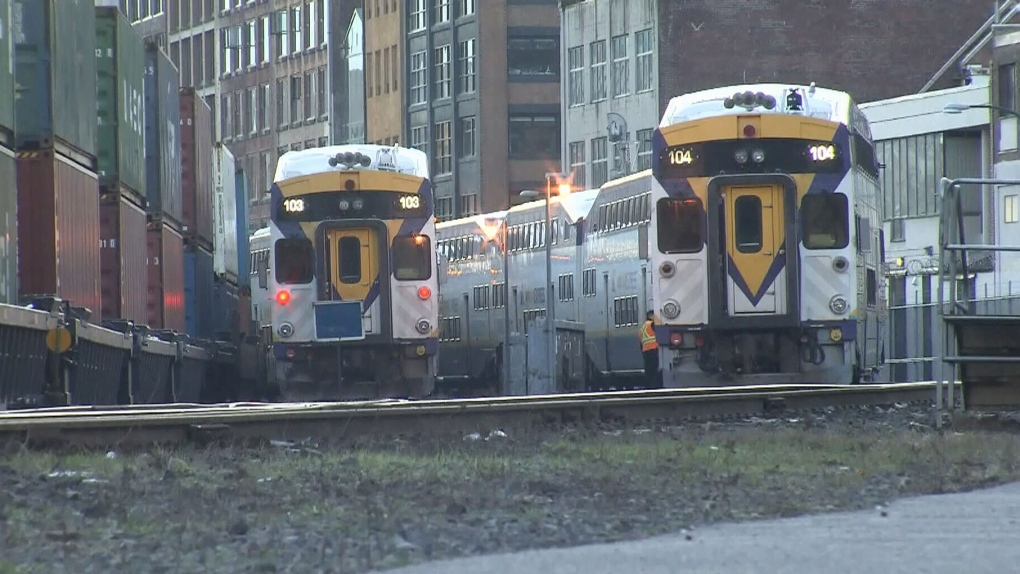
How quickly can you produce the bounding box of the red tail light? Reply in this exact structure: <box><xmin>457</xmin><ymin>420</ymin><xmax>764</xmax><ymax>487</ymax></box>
<box><xmin>417</xmin><ymin>286</ymin><xmax>432</xmax><ymax>300</ymax></box>
<box><xmin>275</xmin><ymin>290</ymin><xmax>292</xmax><ymax>305</ymax></box>
<box><xmin>669</xmin><ymin>332</ymin><xmax>683</xmax><ymax>346</ymax></box>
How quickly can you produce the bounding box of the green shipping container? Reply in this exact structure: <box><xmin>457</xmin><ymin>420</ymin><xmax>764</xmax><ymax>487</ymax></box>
<box><xmin>0</xmin><ymin>0</ymin><xmax>13</xmax><ymax>141</ymax></box>
<box><xmin>95</xmin><ymin>7</ymin><xmax>145</xmax><ymax>196</ymax></box>
<box><xmin>0</xmin><ymin>145</ymin><xmax>15</xmax><ymax>304</ymax></box>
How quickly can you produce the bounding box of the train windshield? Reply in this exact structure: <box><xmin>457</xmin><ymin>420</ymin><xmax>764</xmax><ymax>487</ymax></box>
<box><xmin>801</xmin><ymin>193</ymin><xmax>850</xmax><ymax>249</ymax></box>
<box><xmin>393</xmin><ymin>235</ymin><xmax>432</xmax><ymax>280</ymax></box>
<box><xmin>656</xmin><ymin>197</ymin><xmax>703</xmax><ymax>253</ymax></box>
<box><xmin>275</xmin><ymin>238</ymin><xmax>315</xmax><ymax>284</ymax></box>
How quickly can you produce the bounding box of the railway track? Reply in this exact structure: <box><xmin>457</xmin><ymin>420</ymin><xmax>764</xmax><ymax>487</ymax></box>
<box><xmin>0</xmin><ymin>382</ymin><xmax>940</xmax><ymax>449</ymax></box>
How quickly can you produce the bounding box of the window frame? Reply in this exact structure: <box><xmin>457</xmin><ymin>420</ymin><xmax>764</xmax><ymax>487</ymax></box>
<box><xmin>274</xmin><ymin>237</ymin><xmax>315</xmax><ymax>284</ymax></box>
<box><xmin>801</xmin><ymin>193</ymin><xmax>850</xmax><ymax>250</ymax></box>
<box><xmin>733</xmin><ymin>195</ymin><xmax>763</xmax><ymax>254</ymax></box>
<box><xmin>655</xmin><ymin>197</ymin><xmax>703</xmax><ymax>254</ymax></box>
<box><xmin>392</xmin><ymin>235</ymin><xmax>434</xmax><ymax>281</ymax></box>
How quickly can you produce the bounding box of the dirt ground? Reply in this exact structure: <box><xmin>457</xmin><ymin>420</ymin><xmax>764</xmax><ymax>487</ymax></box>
<box><xmin>2</xmin><ymin>404</ymin><xmax>1020</xmax><ymax>574</ymax></box>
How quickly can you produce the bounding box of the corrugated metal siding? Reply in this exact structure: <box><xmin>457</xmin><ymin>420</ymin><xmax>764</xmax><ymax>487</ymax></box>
<box><xmin>143</xmin><ymin>44</ymin><xmax>182</xmax><ymax>224</ymax></box>
<box><xmin>212</xmin><ymin>278</ymin><xmax>240</xmax><ymax>337</ymax></box>
<box><xmin>0</xmin><ymin>144</ymin><xmax>16</xmax><ymax>303</ymax></box>
<box><xmin>11</xmin><ymin>0</ymin><xmax>97</xmax><ymax>158</ymax></box>
<box><xmin>179</xmin><ymin>88</ymin><xmax>214</xmax><ymax>246</ymax></box>
<box><xmin>183</xmin><ymin>245</ymin><xmax>214</xmax><ymax>338</ymax></box>
<box><xmin>234</xmin><ymin>169</ymin><xmax>251</xmax><ymax>286</ymax></box>
<box><xmin>214</xmin><ymin>144</ymin><xmax>238</xmax><ymax>281</ymax></box>
<box><xmin>94</xmin><ymin>7</ymin><xmax>145</xmax><ymax>196</ymax></box>
<box><xmin>146</xmin><ymin>220</ymin><xmax>185</xmax><ymax>331</ymax></box>
<box><xmin>16</xmin><ymin>149</ymin><xmax>100</xmax><ymax>311</ymax></box>
<box><xmin>944</xmin><ymin>132</ymin><xmax>984</xmax><ymax>245</ymax></box>
<box><xmin>100</xmin><ymin>192</ymin><xmax>147</xmax><ymax>323</ymax></box>
<box><xmin>0</xmin><ymin>0</ymin><xmax>13</xmax><ymax>142</ymax></box>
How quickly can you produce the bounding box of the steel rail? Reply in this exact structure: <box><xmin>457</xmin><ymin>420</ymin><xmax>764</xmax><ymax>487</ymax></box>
<box><xmin>0</xmin><ymin>383</ymin><xmax>937</xmax><ymax>449</ymax></box>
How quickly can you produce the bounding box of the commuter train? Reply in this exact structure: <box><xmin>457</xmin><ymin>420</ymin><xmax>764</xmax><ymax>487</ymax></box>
<box><xmin>435</xmin><ymin>82</ymin><xmax>887</xmax><ymax>392</ymax></box>
<box><xmin>249</xmin><ymin>144</ymin><xmax>439</xmax><ymax>401</ymax></box>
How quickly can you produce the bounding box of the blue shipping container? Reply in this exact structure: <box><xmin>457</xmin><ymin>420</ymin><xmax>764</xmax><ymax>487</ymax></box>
<box><xmin>183</xmin><ymin>244</ymin><xmax>214</xmax><ymax>339</ymax></box>
<box><xmin>212</xmin><ymin>277</ymin><xmax>240</xmax><ymax>337</ymax></box>
<box><xmin>234</xmin><ymin>168</ymin><xmax>251</xmax><ymax>287</ymax></box>
<box><xmin>143</xmin><ymin>43</ymin><xmax>183</xmax><ymax>225</ymax></box>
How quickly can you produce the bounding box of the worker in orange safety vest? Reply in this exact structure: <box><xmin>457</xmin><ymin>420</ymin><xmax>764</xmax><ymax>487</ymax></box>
<box><xmin>639</xmin><ymin>310</ymin><xmax>661</xmax><ymax>388</ymax></box>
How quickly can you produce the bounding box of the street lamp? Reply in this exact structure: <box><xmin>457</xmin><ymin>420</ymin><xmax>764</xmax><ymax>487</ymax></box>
<box><xmin>520</xmin><ymin>172</ymin><xmax>572</xmax><ymax>392</ymax></box>
<box><xmin>943</xmin><ymin>102</ymin><xmax>1020</xmax><ymax>119</ymax></box>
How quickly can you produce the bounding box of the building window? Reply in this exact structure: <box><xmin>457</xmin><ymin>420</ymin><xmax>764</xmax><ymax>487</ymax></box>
<box><xmin>409</xmin><ymin>0</ymin><xmax>426</xmax><ymax>32</ymax></box>
<box><xmin>248</xmin><ymin>86</ymin><xmax>257</xmax><ymax>134</ymax></box>
<box><xmin>316</xmin><ymin>0</ymin><xmax>325</xmax><ymax>46</ymax></box>
<box><xmin>434</xmin><ymin>44</ymin><xmax>451</xmax><ymax>100</ymax></box>
<box><xmin>247</xmin><ymin>20</ymin><xmax>256</xmax><ymax>67</ymax></box>
<box><xmin>290</xmin><ymin>6</ymin><xmax>301</xmax><ymax>54</ymax></box>
<box><xmin>290</xmin><ymin>75</ymin><xmax>301</xmax><ymax>124</ymax></box>
<box><xmin>591</xmin><ymin>136</ymin><xmax>608</xmax><ymax>187</ymax></box>
<box><xmin>317</xmin><ymin>67</ymin><xmax>327</xmax><ymax>119</ymax></box>
<box><xmin>636</xmin><ymin>129</ymin><xmax>653</xmax><ymax>170</ymax></box>
<box><xmin>304</xmin><ymin>71</ymin><xmax>314</xmax><ymax>120</ymax></box>
<box><xmin>220</xmin><ymin>94</ymin><xmax>230</xmax><ymax>140</ymax></box>
<box><xmin>434</xmin><ymin>121</ymin><xmax>452</xmax><ymax>175</ymax></box>
<box><xmin>411</xmin><ymin>124</ymin><xmax>428</xmax><ymax>155</ymax></box>
<box><xmin>611</xmin><ymin>34</ymin><xmax>629</xmax><ymax>98</ymax></box>
<box><xmin>276</xmin><ymin>78</ymin><xmax>286</xmax><ymax>128</ymax></box>
<box><xmin>460</xmin><ymin>194</ymin><xmax>478</xmax><ymax>216</ymax></box>
<box><xmin>567</xmin><ymin>46</ymin><xmax>584</xmax><ymax>106</ymax></box>
<box><xmin>1005</xmin><ymin>194</ymin><xmax>1019</xmax><ymax>224</ymax></box>
<box><xmin>635</xmin><ymin>29</ymin><xmax>653</xmax><ymax>93</ymax></box>
<box><xmin>568</xmin><ymin>141</ymin><xmax>586</xmax><ymax>187</ymax></box>
<box><xmin>507</xmin><ymin>37</ymin><xmax>559</xmax><ymax>78</ymax></box>
<box><xmin>460</xmin><ymin>0</ymin><xmax>474</xmax><ymax>17</ymax></box>
<box><xmin>410</xmin><ymin>50</ymin><xmax>427</xmax><ymax>105</ymax></box>
<box><xmin>508</xmin><ymin>114</ymin><xmax>560</xmax><ymax>158</ymax></box>
<box><xmin>275</xmin><ymin>9</ymin><xmax>288</xmax><ymax>58</ymax></box>
<box><xmin>433</xmin><ymin>0</ymin><xmax>449</xmax><ymax>24</ymax></box>
<box><xmin>391</xmin><ymin>45</ymin><xmax>398</xmax><ymax>91</ymax></box>
<box><xmin>458</xmin><ymin>116</ymin><xmax>476</xmax><ymax>158</ymax></box>
<box><xmin>305</xmin><ymin>0</ymin><xmax>316</xmax><ymax>48</ymax></box>
<box><xmin>458</xmin><ymin>38</ymin><xmax>476</xmax><ymax>94</ymax></box>
<box><xmin>590</xmin><ymin>40</ymin><xmax>606</xmax><ymax>102</ymax></box>
<box><xmin>999</xmin><ymin>63</ymin><xmax>1016</xmax><ymax>117</ymax></box>
<box><xmin>232</xmin><ymin>90</ymin><xmax>242</xmax><ymax>138</ymax></box>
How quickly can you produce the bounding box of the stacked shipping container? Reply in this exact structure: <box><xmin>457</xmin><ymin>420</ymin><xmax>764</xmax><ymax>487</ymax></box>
<box><xmin>0</xmin><ymin>0</ymin><xmax>16</xmax><ymax>304</ymax></box>
<box><xmin>179</xmin><ymin>88</ymin><xmax>214</xmax><ymax>249</ymax></box>
<box><xmin>12</xmin><ymin>0</ymin><xmax>100</xmax><ymax>312</ymax></box>
<box><xmin>96</xmin><ymin>7</ymin><xmax>147</xmax><ymax>324</ymax></box>
<box><xmin>184</xmin><ymin>245</ymin><xmax>214</xmax><ymax>338</ymax></box>
<box><xmin>147</xmin><ymin>222</ymin><xmax>185</xmax><ymax>331</ymax></box>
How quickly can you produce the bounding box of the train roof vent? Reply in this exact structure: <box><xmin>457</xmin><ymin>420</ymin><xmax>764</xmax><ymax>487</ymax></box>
<box><xmin>375</xmin><ymin>148</ymin><xmax>399</xmax><ymax>172</ymax></box>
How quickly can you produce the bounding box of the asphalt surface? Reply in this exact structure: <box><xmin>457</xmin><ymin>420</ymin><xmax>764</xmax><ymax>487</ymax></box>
<box><xmin>376</xmin><ymin>481</ymin><xmax>1020</xmax><ymax>574</ymax></box>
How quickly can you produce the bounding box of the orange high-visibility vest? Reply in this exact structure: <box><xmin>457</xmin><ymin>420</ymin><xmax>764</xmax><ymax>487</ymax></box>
<box><xmin>640</xmin><ymin>321</ymin><xmax>658</xmax><ymax>352</ymax></box>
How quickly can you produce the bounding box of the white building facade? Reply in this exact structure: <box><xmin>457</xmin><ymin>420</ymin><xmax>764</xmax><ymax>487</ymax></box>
<box><xmin>559</xmin><ymin>0</ymin><xmax>659</xmax><ymax>188</ymax></box>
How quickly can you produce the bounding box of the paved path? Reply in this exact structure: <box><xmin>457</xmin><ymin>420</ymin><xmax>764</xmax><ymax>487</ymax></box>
<box><xmin>376</xmin><ymin>481</ymin><xmax>1020</xmax><ymax>574</ymax></box>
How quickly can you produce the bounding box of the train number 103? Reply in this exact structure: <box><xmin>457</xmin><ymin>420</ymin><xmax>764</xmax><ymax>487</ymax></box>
<box><xmin>399</xmin><ymin>195</ymin><xmax>421</xmax><ymax>210</ymax></box>
<box><xmin>808</xmin><ymin>144</ymin><xmax>837</xmax><ymax>162</ymax></box>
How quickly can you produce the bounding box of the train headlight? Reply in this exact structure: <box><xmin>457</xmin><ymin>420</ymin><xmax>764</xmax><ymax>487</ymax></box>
<box><xmin>659</xmin><ymin>261</ymin><xmax>676</xmax><ymax>278</ymax></box>
<box><xmin>353</xmin><ymin>199</ymin><xmax>364</xmax><ymax>210</ymax></box>
<box><xmin>339</xmin><ymin>200</ymin><xmax>350</xmax><ymax>210</ymax></box>
<box><xmin>832</xmin><ymin>256</ymin><xmax>850</xmax><ymax>273</ymax></box>
<box><xmin>752</xmin><ymin>149</ymin><xmax>765</xmax><ymax>163</ymax></box>
<box><xmin>278</xmin><ymin>322</ymin><xmax>295</xmax><ymax>338</ymax></box>
<box><xmin>734</xmin><ymin>149</ymin><xmax>749</xmax><ymax>164</ymax></box>
<box><xmin>662</xmin><ymin>300</ymin><xmax>681</xmax><ymax>319</ymax></box>
<box><xmin>415</xmin><ymin>318</ymin><xmax>432</xmax><ymax>334</ymax></box>
<box><xmin>829</xmin><ymin>295</ymin><xmax>849</xmax><ymax>315</ymax></box>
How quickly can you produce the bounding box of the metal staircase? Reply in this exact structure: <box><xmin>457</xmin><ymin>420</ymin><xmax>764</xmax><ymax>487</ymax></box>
<box><xmin>921</xmin><ymin>0</ymin><xmax>1020</xmax><ymax>93</ymax></box>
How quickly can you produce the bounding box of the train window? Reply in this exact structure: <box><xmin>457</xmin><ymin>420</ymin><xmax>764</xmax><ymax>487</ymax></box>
<box><xmin>274</xmin><ymin>238</ymin><xmax>315</xmax><ymax>284</ymax></box>
<box><xmin>801</xmin><ymin>193</ymin><xmax>850</xmax><ymax>249</ymax></box>
<box><xmin>733</xmin><ymin>196</ymin><xmax>763</xmax><ymax>254</ymax></box>
<box><xmin>338</xmin><ymin>236</ymin><xmax>362</xmax><ymax>284</ymax></box>
<box><xmin>656</xmin><ymin>197</ymin><xmax>703</xmax><ymax>253</ymax></box>
<box><xmin>393</xmin><ymin>235</ymin><xmax>432</xmax><ymax>280</ymax></box>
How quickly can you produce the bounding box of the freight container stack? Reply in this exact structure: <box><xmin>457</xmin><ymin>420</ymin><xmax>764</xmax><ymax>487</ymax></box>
<box><xmin>12</xmin><ymin>0</ymin><xmax>101</xmax><ymax>313</ymax></box>
<box><xmin>96</xmin><ymin>6</ymin><xmax>147</xmax><ymax>325</ymax></box>
<box><xmin>184</xmin><ymin>243</ymin><xmax>214</xmax><ymax>338</ymax></box>
<box><xmin>179</xmin><ymin>88</ymin><xmax>214</xmax><ymax>251</ymax></box>
<box><xmin>234</xmin><ymin>168</ymin><xmax>254</xmax><ymax>337</ymax></box>
<box><xmin>0</xmin><ymin>0</ymin><xmax>16</xmax><ymax>304</ymax></box>
<box><xmin>142</xmin><ymin>41</ymin><xmax>185</xmax><ymax>332</ymax></box>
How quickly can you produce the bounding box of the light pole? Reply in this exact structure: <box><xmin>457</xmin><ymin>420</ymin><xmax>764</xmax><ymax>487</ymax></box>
<box><xmin>943</xmin><ymin>102</ymin><xmax>1020</xmax><ymax>119</ymax></box>
<box><xmin>520</xmin><ymin>172</ymin><xmax>571</xmax><ymax>391</ymax></box>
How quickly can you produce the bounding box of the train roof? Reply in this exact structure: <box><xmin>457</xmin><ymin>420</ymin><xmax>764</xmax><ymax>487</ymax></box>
<box><xmin>507</xmin><ymin>188</ymin><xmax>600</xmax><ymax>220</ymax></box>
<box><xmin>660</xmin><ymin>83</ymin><xmax>857</xmax><ymax>129</ymax></box>
<box><xmin>274</xmin><ymin>144</ymin><xmax>429</xmax><ymax>182</ymax></box>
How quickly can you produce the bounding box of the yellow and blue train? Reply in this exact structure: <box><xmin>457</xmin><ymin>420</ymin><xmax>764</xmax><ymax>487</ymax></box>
<box><xmin>249</xmin><ymin>144</ymin><xmax>439</xmax><ymax>401</ymax></box>
<box><xmin>435</xmin><ymin>83</ymin><xmax>888</xmax><ymax>393</ymax></box>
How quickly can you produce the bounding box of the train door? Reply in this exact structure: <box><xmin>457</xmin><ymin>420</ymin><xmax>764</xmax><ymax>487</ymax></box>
<box><xmin>323</xmin><ymin>228</ymin><xmax>382</xmax><ymax>335</ymax></box>
<box><xmin>724</xmin><ymin>185</ymin><xmax>786</xmax><ymax>316</ymax></box>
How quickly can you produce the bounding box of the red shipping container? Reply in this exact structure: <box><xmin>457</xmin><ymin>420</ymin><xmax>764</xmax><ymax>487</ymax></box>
<box><xmin>147</xmin><ymin>220</ymin><xmax>185</xmax><ymax>331</ymax></box>
<box><xmin>16</xmin><ymin>148</ymin><xmax>101</xmax><ymax>313</ymax></box>
<box><xmin>100</xmin><ymin>191</ymin><xmax>148</xmax><ymax>324</ymax></box>
<box><xmin>178</xmin><ymin>88</ymin><xmax>213</xmax><ymax>248</ymax></box>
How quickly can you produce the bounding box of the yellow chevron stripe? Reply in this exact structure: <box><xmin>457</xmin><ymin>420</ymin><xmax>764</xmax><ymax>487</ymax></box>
<box><xmin>659</xmin><ymin>114</ymin><xmax>840</xmax><ymax>145</ymax></box>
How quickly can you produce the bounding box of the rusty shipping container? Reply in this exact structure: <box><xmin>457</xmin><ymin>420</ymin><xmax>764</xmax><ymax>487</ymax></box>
<box><xmin>95</xmin><ymin>7</ymin><xmax>145</xmax><ymax>197</ymax></box>
<box><xmin>100</xmin><ymin>192</ymin><xmax>148</xmax><ymax>324</ymax></box>
<box><xmin>147</xmin><ymin>220</ymin><xmax>185</xmax><ymax>332</ymax></box>
<box><xmin>0</xmin><ymin>144</ymin><xmax>16</xmax><ymax>303</ymax></box>
<box><xmin>11</xmin><ymin>0</ymin><xmax>98</xmax><ymax>166</ymax></box>
<box><xmin>179</xmin><ymin>88</ymin><xmax>213</xmax><ymax>246</ymax></box>
<box><xmin>0</xmin><ymin>0</ymin><xmax>14</xmax><ymax>145</ymax></box>
<box><xmin>16</xmin><ymin>149</ymin><xmax>101</xmax><ymax>312</ymax></box>
<box><xmin>143</xmin><ymin>42</ymin><xmax>182</xmax><ymax>224</ymax></box>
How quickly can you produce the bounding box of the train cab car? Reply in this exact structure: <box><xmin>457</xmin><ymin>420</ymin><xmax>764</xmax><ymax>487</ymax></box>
<box><xmin>650</xmin><ymin>83</ymin><xmax>886</xmax><ymax>387</ymax></box>
<box><xmin>259</xmin><ymin>144</ymin><xmax>439</xmax><ymax>401</ymax></box>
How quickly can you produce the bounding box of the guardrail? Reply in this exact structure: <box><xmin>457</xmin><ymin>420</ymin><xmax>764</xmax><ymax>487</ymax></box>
<box><xmin>0</xmin><ymin>298</ymin><xmax>241</xmax><ymax>409</ymax></box>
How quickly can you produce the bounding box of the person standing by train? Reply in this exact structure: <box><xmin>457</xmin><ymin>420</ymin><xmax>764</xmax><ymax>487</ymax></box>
<box><xmin>640</xmin><ymin>310</ymin><xmax>661</xmax><ymax>388</ymax></box>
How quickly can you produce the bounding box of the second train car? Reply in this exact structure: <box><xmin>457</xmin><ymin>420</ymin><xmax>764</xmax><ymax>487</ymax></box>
<box><xmin>252</xmin><ymin>144</ymin><xmax>439</xmax><ymax>401</ymax></box>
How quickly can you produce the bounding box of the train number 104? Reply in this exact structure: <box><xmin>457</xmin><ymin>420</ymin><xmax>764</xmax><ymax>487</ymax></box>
<box><xmin>808</xmin><ymin>144</ymin><xmax>837</xmax><ymax>162</ymax></box>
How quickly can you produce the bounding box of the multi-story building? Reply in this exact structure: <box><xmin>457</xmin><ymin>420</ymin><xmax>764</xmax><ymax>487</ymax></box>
<box><xmin>558</xmin><ymin>0</ymin><xmax>1006</xmax><ymax>189</ymax></box>
<box><xmin>363</xmin><ymin>0</ymin><xmax>403</xmax><ymax>147</ymax></box>
<box><xmin>341</xmin><ymin>8</ymin><xmax>366</xmax><ymax>144</ymax></box>
<box><xmin>560</xmin><ymin>0</ymin><xmax>658</xmax><ymax>187</ymax></box>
